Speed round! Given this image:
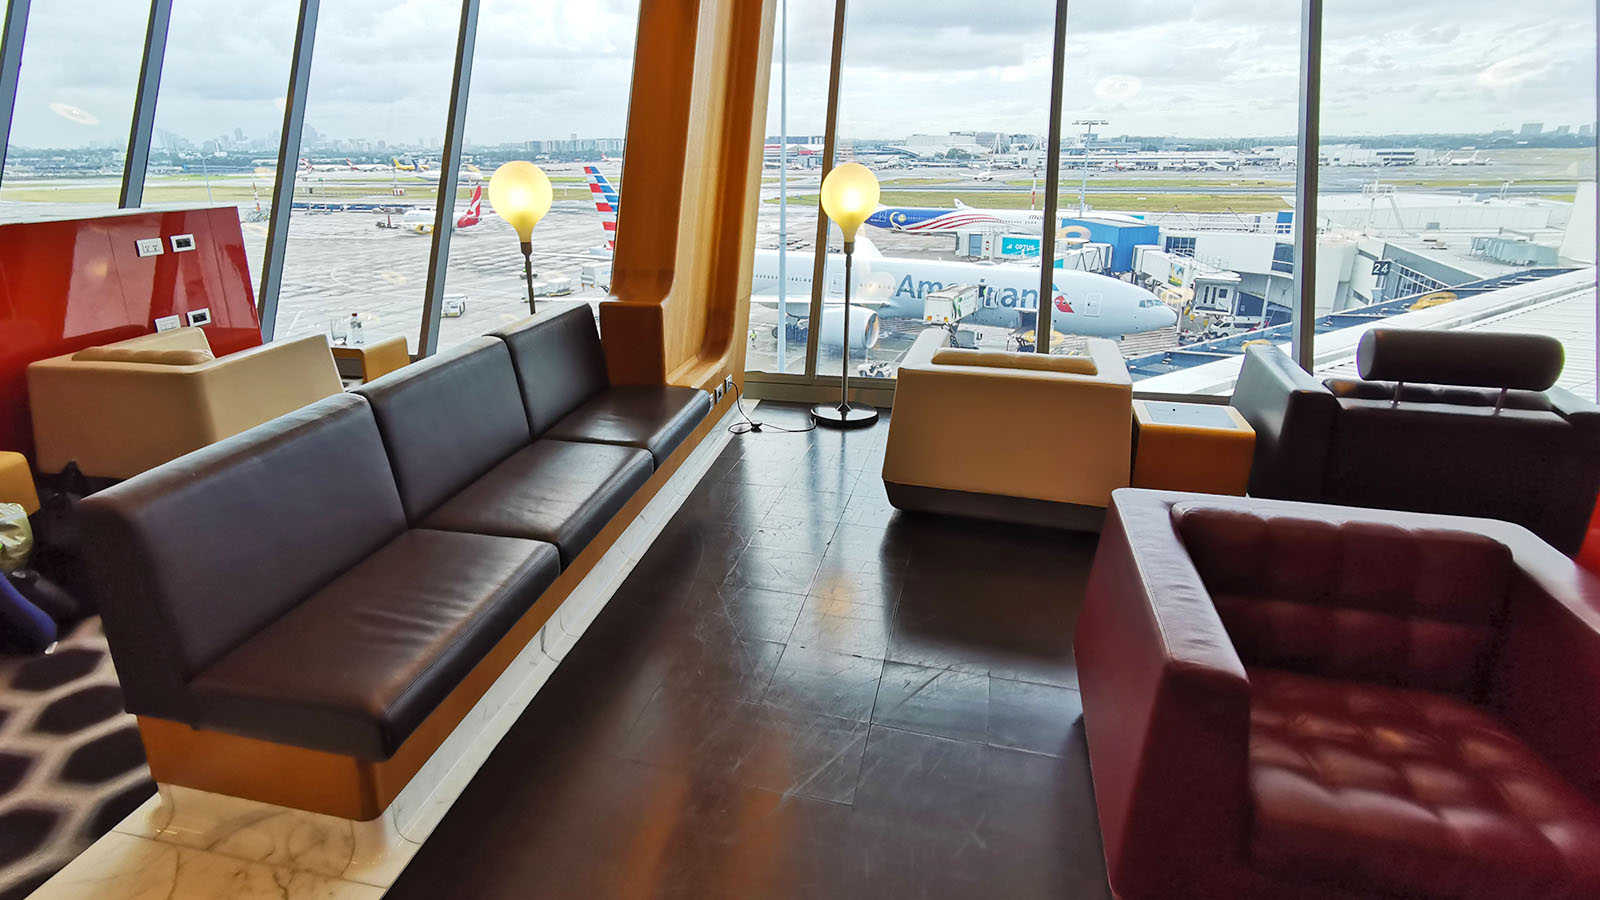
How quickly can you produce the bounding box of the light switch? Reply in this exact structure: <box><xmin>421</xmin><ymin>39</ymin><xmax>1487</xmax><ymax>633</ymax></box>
<box><xmin>186</xmin><ymin>308</ymin><xmax>212</xmax><ymax>327</ymax></box>
<box><xmin>154</xmin><ymin>315</ymin><xmax>181</xmax><ymax>331</ymax></box>
<box><xmin>136</xmin><ymin>238</ymin><xmax>164</xmax><ymax>257</ymax></box>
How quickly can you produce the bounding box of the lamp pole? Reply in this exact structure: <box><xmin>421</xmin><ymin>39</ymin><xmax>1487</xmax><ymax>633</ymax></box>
<box><xmin>522</xmin><ymin>241</ymin><xmax>536</xmax><ymax>314</ymax></box>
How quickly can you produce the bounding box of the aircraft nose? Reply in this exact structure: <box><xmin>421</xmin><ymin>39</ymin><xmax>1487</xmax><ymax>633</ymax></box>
<box><xmin>1152</xmin><ymin>304</ymin><xmax>1179</xmax><ymax>329</ymax></box>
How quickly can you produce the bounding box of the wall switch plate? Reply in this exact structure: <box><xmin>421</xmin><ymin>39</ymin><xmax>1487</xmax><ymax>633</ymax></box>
<box><xmin>169</xmin><ymin>234</ymin><xmax>196</xmax><ymax>252</ymax></box>
<box><xmin>154</xmin><ymin>315</ymin><xmax>181</xmax><ymax>331</ymax></box>
<box><xmin>713</xmin><ymin>383</ymin><xmax>725</xmax><ymax>403</ymax></box>
<box><xmin>136</xmin><ymin>238</ymin><xmax>164</xmax><ymax>257</ymax></box>
<box><xmin>186</xmin><ymin>308</ymin><xmax>212</xmax><ymax>327</ymax></box>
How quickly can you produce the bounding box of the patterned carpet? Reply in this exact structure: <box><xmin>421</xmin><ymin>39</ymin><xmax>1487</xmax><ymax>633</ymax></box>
<box><xmin>0</xmin><ymin>620</ymin><xmax>154</xmax><ymax>899</ymax></box>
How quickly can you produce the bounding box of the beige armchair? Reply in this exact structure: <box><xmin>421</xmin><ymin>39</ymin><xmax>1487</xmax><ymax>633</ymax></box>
<box><xmin>27</xmin><ymin>328</ymin><xmax>342</xmax><ymax>479</ymax></box>
<box><xmin>882</xmin><ymin>330</ymin><xmax>1133</xmax><ymax>530</ymax></box>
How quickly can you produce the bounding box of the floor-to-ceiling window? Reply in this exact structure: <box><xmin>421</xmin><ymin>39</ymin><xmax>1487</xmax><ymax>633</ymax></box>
<box><xmin>817</xmin><ymin>0</ymin><xmax>1057</xmax><ymax>382</ymax></box>
<box><xmin>1310</xmin><ymin>0</ymin><xmax>1599</xmax><ymax>399</ymax></box>
<box><xmin>1048</xmin><ymin>0</ymin><xmax>1300</xmax><ymax>392</ymax></box>
<box><xmin>270</xmin><ymin>0</ymin><xmax>458</xmax><ymax>354</ymax></box>
<box><xmin>137</xmin><ymin>0</ymin><xmax>299</xmax><ymax>285</ymax></box>
<box><xmin>740</xmin><ymin>0</ymin><xmax>1597</xmax><ymax>403</ymax></box>
<box><xmin>437</xmin><ymin>0</ymin><xmax>641</xmax><ymax>352</ymax></box>
<box><xmin>0</xmin><ymin>0</ymin><xmax>146</xmax><ymax>221</ymax></box>
<box><xmin>746</xmin><ymin>0</ymin><xmax>837</xmax><ymax>377</ymax></box>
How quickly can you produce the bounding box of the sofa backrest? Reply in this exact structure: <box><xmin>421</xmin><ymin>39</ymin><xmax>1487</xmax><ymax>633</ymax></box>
<box><xmin>78</xmin><ymin>393</ymin><xmax>407</xmax><ymax>719</ymax></box>
<box><xmin>355</xmin><ymin>337</ymin><xmax>531</xmax><ymax>522</ymax></box>
<box><xmin>492</xmin><ymin>305</ymin><xmax>609</xmax><ymax>436</ymax></box>
<box><xmin>1171</xmin><ymin>503</ymin><xmax>1515</xmax><ymax>697</ymax></box>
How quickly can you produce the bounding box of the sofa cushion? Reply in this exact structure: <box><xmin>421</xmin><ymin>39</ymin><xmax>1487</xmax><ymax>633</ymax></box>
<box><xmin>493</xmin><ymin>305</ymin><xmax>610</xmax><ymax>436</ymax></box>
<box><xmin>1174</xmin><ymin>504</ymin><xmax>1514</xmax><ymax>696</ymax></box>
<box><xmin>79</xmin><ymin>393</ymin><xmax>407</xmax><ymax>722</ymax></box>
<box><xmin>355</xmin><ymin>337</ymin><xmax>531</xmax><ymax>522</ymax></box>
<box><xmin>543</xmin><ymin>386</ymin><xmax>711</xmax><ymax>468</ymax></box>
<box><xmin>188</xmin><ymin>529</ymin><xmax>559</xmax><ymax>760</ymax></box>
<box><xmin>1248</xmin><ymin>668</ymin><xmax>1600</xmax><ymax>900</ymax></box>
<box><xmin>421</xmin><ymin>440</ymin><xmax>652</xmax><ymax>566</ymax></box>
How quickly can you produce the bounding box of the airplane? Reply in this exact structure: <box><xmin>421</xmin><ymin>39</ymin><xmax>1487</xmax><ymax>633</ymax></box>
<box><xmin>299</xmin><ymin>158</ymin><xmax>344</xmax><ymax>173</ymax></box>
<box><xmin>579</xmin><ymin>167</ymin><xmax>1175</xmax><ymax>349</ymax></box>
<box><xmin>865</xmin><ymin>199</ymin><xmax>1050</xmax><ymax>234</ymax></box>
<box><xmin>346</xmin><ymin>158</ymin><xmax>387</xmax><ymax>173</ymax></box>
<box><xmin>379</xmin><ymin>183</ymin><xmax>485</xmax><ymax>234</ymax></box>
<box><xmin>392</xmin><ymin>157</ymin><xmax>430</xmax><ymax>173</ymax></box>
<box><xmin>747</xmin><ymin>242</ymin><xmax>1178</xmax><ymax>349</ymax></box>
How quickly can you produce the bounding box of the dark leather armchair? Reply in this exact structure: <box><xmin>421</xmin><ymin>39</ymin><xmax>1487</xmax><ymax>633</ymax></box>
<box><xmin>1077</xmin><ymin>489</ymin><xmax>1600</xmax><ymax>900</ymax></box>
<box><xmin>1231</xmin><ymin>329</ymin><xmax>1600</xmax><ymax>555</ymax></box>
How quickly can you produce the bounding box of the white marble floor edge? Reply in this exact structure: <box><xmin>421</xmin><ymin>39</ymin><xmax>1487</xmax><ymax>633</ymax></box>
<box><xmin>30</xmin><ymin>401</ymin><xmax>746</xmax><ymax>900</ymax></box>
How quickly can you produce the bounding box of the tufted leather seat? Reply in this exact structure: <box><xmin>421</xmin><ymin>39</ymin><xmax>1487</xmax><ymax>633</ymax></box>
<box><xmin>1076</xmin><ymin>490</ymin><xmax>1600</xmax><ymax>900</ymax></box>
<box><xmin>1249</xmin><ymin>668</ymin><xmax>1600</xmax><ymax>900</ymax></box>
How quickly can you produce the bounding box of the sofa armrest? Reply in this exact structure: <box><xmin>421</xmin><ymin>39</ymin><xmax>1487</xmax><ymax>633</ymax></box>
<box><xmin>1491</xmin><ymin>547</ymin><xmax>1600</xmax><ymax>805</ymax></box>
<box><xmin>27</xmin><ymin>356</ymin><xmax>216</xmax><ymax>479</ymax></box>
<box><xmin>196</xmin><ymin>335</ymin><xmax>343</xmax><ymax>440</ymax></box>
<box><xmin>1077</xmin><ymin>489</ymin><xmax>1253</xmax><ymax>900</ymax></box>
<box><xmin>1229</xmin><ymin>344</ymin><xmax>1336</xmax><ymax>501</ymax></box>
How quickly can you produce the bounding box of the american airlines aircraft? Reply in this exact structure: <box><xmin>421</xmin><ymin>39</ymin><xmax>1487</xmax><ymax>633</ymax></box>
<box><xmin>581</xmin><ymin>168</ymin><xmax>1175</xmax><ymax>349</ymax></box>
<box><xmin>748</xmin><ymin>241</ymin><xmax>1176</xmax><ymax>349</ymax></box>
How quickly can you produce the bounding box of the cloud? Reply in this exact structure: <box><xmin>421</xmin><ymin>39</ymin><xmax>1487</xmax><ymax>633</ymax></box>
<box><xmin>4</xmin><ymin>0</ymin><xmax>1595</xmax><ymax>151</ymax></box>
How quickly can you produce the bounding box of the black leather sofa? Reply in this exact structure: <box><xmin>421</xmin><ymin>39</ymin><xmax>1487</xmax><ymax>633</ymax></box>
<box><xmin>1231</xmin><ymin>328</ymin><xmax>1600</xmax><ymax>556</ymax></box>
<box><xmin>79</xmin><ymin>306</ymin><xmax>710</xmax><ymax>761</ymax></box>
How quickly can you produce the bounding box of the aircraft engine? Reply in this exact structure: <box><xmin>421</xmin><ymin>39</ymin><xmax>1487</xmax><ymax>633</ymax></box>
<box><xmin>816</xmin><ymin>305</ymin><xmax>880</xmax><ymax>350</ymax></box>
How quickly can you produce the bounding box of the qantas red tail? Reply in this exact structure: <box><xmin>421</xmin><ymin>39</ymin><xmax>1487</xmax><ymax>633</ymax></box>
<box><xmin>456</xmin><ymin>184</ymin><xmax>483</xmax><ymax>228</ymax></box>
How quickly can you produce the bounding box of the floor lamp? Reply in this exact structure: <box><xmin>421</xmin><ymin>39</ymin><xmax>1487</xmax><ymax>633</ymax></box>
<box><xmin>812</xmin><ymin>162</ymin><xmax>881</xmax><ymax>429</ymax></box>
<box><xmin>487</xmin><ymin>161</ymin><xmax>554</xmax><ymax>314</ymax></box>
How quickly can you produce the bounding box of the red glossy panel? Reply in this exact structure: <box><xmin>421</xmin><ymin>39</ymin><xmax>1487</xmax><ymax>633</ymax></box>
<box><xmin>0</xmin><ymin>208</ymin><xmax>262</xmax><ymax>461</ymax></box>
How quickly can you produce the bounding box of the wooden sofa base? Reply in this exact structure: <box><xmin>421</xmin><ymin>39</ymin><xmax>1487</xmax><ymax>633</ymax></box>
<box><xmin>884</xmin><ymin>481</ymin><xmax>1107</xmax><ymax>533</ymax></box>
<box><xmin>136</xmin><ymin>400</ymin><xmax>728</xmax><ymax>821</ymax></box>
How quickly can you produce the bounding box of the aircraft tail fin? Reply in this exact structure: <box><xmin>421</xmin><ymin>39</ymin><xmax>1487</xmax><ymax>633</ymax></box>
<box><xmin>457</xmin><ymin>184</ymin><xmax>483</xmax><ymax>228</ymax></box>
<box><xmin>855</xmin><ymin>234</ymin><xmax>883</xmax><ymax>259</ymax></box>
<box><xmin>953</xmin><ymin>197</ymin><xmax>967</xmax><ymax>208</ymax></box>
<box><xmin>583</xmin><ymin>165</ymin><xmax>620</xmax><ymax>251</ymax></box>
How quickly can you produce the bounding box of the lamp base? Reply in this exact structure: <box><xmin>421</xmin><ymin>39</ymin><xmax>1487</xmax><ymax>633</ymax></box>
<box><xmin>811</xmin><ymin>403</ymin><xmax>879</xmax><ymax>429</ymax></box>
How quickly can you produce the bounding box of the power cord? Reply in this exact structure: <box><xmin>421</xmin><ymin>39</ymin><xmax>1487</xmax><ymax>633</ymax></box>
<box><xmin>727</xmin><ymin>381</ymin><xmax>816</xmax><ymax>435</ymax></box>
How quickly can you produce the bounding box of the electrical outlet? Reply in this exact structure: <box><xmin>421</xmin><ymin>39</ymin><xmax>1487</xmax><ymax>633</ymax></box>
<box><xmin>186</xmin><ymin>307</ymin><xmax>212</xmax><ymax>327</ymax></box>
<box><xmin>723</xmin><ymin>375</ymin><xmax>735</xmax><ymax>395</ymax></box>
<box><xmin>170</xmin><ymin>234</ymin><xmax>196</xmax><ymax>252</ymax></box>
<box><xmin>713</xmin><ymin>383</ymin><xmax>725</xmax><ymax>403</ymax></box>
<box><xmin>136</xmin><ymin>238</ymin><xmax>164</xmax><ymax>257</ymax></box>
<box><xmin>154</xmin><ymin>315</ymin><xmax>181</xmax><ymax>332</ymax></box>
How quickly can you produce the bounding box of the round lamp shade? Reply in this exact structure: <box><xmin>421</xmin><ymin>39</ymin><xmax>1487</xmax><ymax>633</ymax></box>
<box><xmin>820</xmin><ymin>162</ymin><xmax>880</xmax><ymax>243</ymax></box>
<box><xmin>488</xmin><ymin>161</ymin><xmax>553</xmax><ymax>242</ymax></box>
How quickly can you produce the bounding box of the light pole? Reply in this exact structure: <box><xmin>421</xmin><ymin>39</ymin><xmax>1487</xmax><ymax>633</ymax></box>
<box><xmin>1072</xmin><ymin>118</ymin><xmax>1107</xmax><ymax>217</ymax></box>
<box><xmin>487</xmin><ymin>161</ymin><xmax>553</xmax><ymax>315</ymax></box>
<box><xmin>812</xmin><ymin>162</ymin><xmax>880</xmax><ymax>429</ymax></box>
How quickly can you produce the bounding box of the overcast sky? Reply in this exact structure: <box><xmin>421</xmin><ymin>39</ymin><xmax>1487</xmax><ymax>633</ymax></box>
<box><xmin>4</xmin><ymin>0</ymin><xmax>1596</xmax><ymax>149</ymax></box>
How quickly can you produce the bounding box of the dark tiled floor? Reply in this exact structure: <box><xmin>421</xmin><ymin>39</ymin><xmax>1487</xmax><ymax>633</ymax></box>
<box><xmin>388</xmin><ymin>403</ymin><xmax>1111</xmax><ymax>900</ymax></box>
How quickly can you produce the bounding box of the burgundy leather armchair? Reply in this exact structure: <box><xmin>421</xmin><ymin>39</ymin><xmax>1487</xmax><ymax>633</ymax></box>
<box><xmin>1078</xmin><ymin>489</ymin><xmax>1600</xmax><ymax>900</ymax></box>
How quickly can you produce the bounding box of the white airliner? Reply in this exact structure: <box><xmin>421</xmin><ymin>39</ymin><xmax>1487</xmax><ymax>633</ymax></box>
<box><xmin>580</xmin><ymin>168</ymin><xmax>1174</xmax><ymax>349</ymax></box>
<box><xmin>748</xmin><ymin>241</ymin><xmax>1176</xmax><ymax>349</ymax></box>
